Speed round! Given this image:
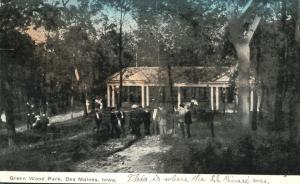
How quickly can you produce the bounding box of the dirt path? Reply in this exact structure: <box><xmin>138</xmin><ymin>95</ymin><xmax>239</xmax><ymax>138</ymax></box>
<box><xmin>75</xmin><ymin>135</ymin><xmax>172</xmax><ymax>173</ymax></box>
<box><xmin>0</xmin><ymin>110</ymin><xmax>84</xmax><ymax>134</ymax></box>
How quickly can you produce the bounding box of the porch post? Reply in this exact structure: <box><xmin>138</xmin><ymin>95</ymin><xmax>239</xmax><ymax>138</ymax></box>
<box><xmin>210</xmin><ymin>87</ymin><xmax>214</xmax><ymax>111</ymax></box>
<box><xmin>146</xmin><ymin>86</ymin><xmax>149</xmax><ymax>106</ymax></box>
<box><xmin>216</xmin><ymin>87</ymin><xmax>219</xmax><ymax>110</ymax></box>
<box><xmin>112</xmin><ymin>86</ymin><xmax>115</xmax><ymax>107</ymax></box>
<box><xmin>177</xmin><ymin>87</ymin><xmax>181</xmax><ymax>108</ymax></box>
<box><xmin>107</xmin><ymin>85</ymin><xmax>111</xmax><ymax>107</ymax></box>
<box><xmin>141</xmin><ymin>85</ymin><xmax>145</xmax><ymax>107</ymax></box>
<box><xmin>250</xmin><ymin>88</ymin><xmax>254</xmax><ymax>111</ymax></box>
<box><xmin>257</xmin><ymin>93</ymin><xmax>261</xmax><ymax>112</ymax></box>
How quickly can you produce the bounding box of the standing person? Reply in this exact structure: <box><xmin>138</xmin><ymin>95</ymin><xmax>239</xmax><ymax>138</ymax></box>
<box><xmin>184</xmin><ymin>106</ymin><xmax>193</xmax><ymax>138</ymax></box>
<box><xmin>39</xmin><ymin>113</ymin><xmax>49</xmax><ymax>135</ymax></box>
<box><xmin>110</xmin><ymin>108</ymin><xmax>121</xmax><ymax>138</ymax></box>
<box><xmin>191</xmin><ymin>97</ymin><xmax>199</xmax><ymax>106</ymax></box>
<box><xmin>176</xmin><ymin>104</ymin><xmax>186</xmax><ymax>138</ymax></box>
<box><xmin>94</xmin><ymin>109</ymin><xmax>103</xmax><ymax>134</ymax></box>
<box><xmin>26</xmin><ymin>101</ymin><xmax>35</xmax><ymax>130</ymax></box>
<box><xmin>136</xmin><ymin>106</ymin><xmax>144</xmax><ymax>136</ymax></box>
<box><xmin>116</xmin><ymin>108</ymin><xmax>126</xmax><ymax>137</ymax></box>
<box><xmin>143</xmin><ymin>107</ymin><xmax>151</xmax><ymax>135</ymax></box>
<box><xmin>157</xmin><ymin>106</ymin><xmax>167</xmax><ymax>135</ymax></box>
<box><xmin>95</xmin><ymin>96</ymin><xmax>103</xmax><ymax>111</ymax></box>
<box><xmin>0</xmin><ymin>109</ymin><xmax>6</xmax><ymax>124</ymax></box>
<box><xmin>152</xmin><ymin>107</ymin><xmax>159</xmax><ymax>135</ymax></box>
<box><xmin>129</xmin><ymin>105</ymin><xmax>141</xmax><ymax>137</ymax></box>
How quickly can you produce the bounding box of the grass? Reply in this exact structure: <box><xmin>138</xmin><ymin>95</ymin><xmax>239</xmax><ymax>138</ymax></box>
<box><xmin>0</xmin><ymin>112</ymin><xmax>139</xmax><ymax>171</ymax></box>
<box><xmin>1</xmin><ymin>112</ymin><xmax>299</xmax><ymax>174</ymax></box>
<box><xmin>160</xmin><ymin>113</ymin><xmax>300</xmax><ymax>174</ymax></box>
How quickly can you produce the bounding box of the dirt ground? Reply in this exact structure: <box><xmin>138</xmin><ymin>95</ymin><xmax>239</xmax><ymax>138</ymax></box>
<box><xmin>75</xmin><ymin>135</ymin><xmax>172</xmax><ymax>173</ymax></box>
<box><xmin>3</xmin><ymin>112</ymin><xmax>296</xmax><ymax>174</ymax></box>
<box><xmin>0</xmin><ymin>112</ymin><xmax>234</xmax><ymax>172</ymax></box>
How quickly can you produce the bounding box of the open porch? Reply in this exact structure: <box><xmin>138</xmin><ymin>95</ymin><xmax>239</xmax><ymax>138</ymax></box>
<box><xmin>106</xmin><ymin>67</ymin><xmax>258</xmax><ymax>112</ymax></box>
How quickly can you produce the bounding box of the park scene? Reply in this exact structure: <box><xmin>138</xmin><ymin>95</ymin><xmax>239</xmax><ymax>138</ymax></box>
<box><xmin>0</xmin><ymin>0</ymin><xmax>300</xmax><ymax>174</ymax></box>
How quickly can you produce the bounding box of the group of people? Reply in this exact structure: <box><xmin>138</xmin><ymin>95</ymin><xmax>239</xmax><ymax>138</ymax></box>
<box><xmin>25</xmin><ymin>101</ymin><xmax>50</xmax><ymax>133</ymax></box>
<box><xmin>93</xmin><ymin>95</ymin><xmax>193</xmax><ymax>139</ymax></box>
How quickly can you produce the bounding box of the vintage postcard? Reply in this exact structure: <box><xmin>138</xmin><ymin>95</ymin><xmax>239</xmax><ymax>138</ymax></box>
<box><xmin>0</xmin><ymin>0</ymin><xmax>300</xmax><ymax>183</ymax></box>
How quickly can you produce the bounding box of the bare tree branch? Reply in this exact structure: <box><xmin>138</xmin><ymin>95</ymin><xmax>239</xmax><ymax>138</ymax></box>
<box><xmin>245</xmin><ymin>15</ymin><xmax>261</xmax><ymax>43</ymax></box>
<box><xmin>61</xmin><ymin>0</ymin><xmax>70</xmax><ymax>8</ymax></box>
<box><xmin>239</xmin><ymin>0</ymin><xmax>254</xmax><ymax>17</ymax></box>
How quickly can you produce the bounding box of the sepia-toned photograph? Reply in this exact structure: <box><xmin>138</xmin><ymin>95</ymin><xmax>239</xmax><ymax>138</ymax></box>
<box><xmin>0</xmin><ymin>0</ymin><xmax>300</xmax><ymax>178</ymax></box>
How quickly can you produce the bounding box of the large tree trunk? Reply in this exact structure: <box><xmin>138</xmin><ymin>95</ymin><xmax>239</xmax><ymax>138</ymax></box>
<box><xmin>252</xmin><ymin>26</ymin><xmax>263</xmax><ymax>130</ymax></box>
<box><xmin>229</xmin><ymin>11</ymin><xmax>261</xmax><ymax>130</ymax></box>
<box><xmin>273</xmin><ymin>1</ymin><xmax>288</xmax><ymax>131</ymax></box>
<box><xmin>167</xmin><ymin>64</ymin><xmax>175</xmax><ymax>108</ymax></box>
<box><xmin>288</xmin><ymin>0</ymin><xmax>300</xmax><ymax>144</ymax></box>
<box><xmin>6</xmin><ymin>102</ymin><xmax>16</xmax><ymax>148</ymax></box>
<box><xmin>234</xmin><ymin>43</ymin><xmax>251</xmax><ymax>129</ymax></box>
<box><xmin>117</xmin><ymin>1</ymin><xmax>124</xmax><ymax>110</ymax></box>
<box><xmin>1</xmin><ymin>68</ymin><xmax>16</xmax><ymax>148</ymax></box>
<box><xmin>252</xmin><ymin>88</ymin><xmax>258</xmax><ymax>130</ymax></box>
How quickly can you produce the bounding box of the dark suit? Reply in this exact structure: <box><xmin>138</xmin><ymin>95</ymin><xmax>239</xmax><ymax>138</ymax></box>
<box><xmin>184</xmin><ymin>110</ymin><xmax>192</xmax><ymax>138</ymax></box>
<box><xmin>129</xmin><ymin>109</ymin><xmax>142</xmax><ymax>137</ymax></box>
<box><xmin>110</xmin><ymin>111</ymin><xmax>121</xmax><ymax>138</ymax></box>
<box><xmin>26</xmin><ymin>102</ymin><xmax>35</xmax><ymax>130</ymax></box>
<box><xmin>143</xmin><ymin>110</ymin><xmax>151</xmax><ymax>135</ymax></box>
<box><xmin>94</xmin><ymin>111</ymin><xmax>103</xmax><ymax>134</ymax></box>
<box><xmin>116</xmin><ymin>111</ymin><xmax>126</xmax><ymax>136</ymax></box>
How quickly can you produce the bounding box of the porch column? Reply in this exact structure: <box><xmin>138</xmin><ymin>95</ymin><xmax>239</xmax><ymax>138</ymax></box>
<box><xmin>112</xmin><ymin>86</ymin><xmax>115</xmax><ymax>107</ymax></box>
<box><xmin>107</xmin><ymin>85</ymin><xmax>111</xmax><ymax>107</ymax></box>
<box><xmin>141</xmin><ymin>85</ymin><xmax>145</xmax><ymax>107</ymax></box>
<box><xmin>177</xmin><ymin>87</ymin><xmax>181</xmax><ymax>108</ymax></box>
<box><xmin>210</xmin><ymin>87</ymin><xmax>214</xmax><ymax>111</ymax></box>
<box><xmin>146</xmin><ymin>86</ymin><xmax>149</xmax><ymax>106</ymax></box>
<box><xmin>257</xmin><ymin>93</ymin><xmax>261</xmax><ymax>112</ymax></box>
<box><xmin>250</xmin><ymin>88</ymin><xmax>254</xmax><ymax>111</ymax></box>
<box><xmin>216</xmin><ymin>87</ymin><xmax>219</xmax><ymax>110</ymax></box>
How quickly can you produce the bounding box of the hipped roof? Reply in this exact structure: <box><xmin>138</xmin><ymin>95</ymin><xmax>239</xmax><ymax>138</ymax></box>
<box><xmin>107</xmin><ymin>66</ymin><xmax>234</xmax><ymax>86</ymax></box>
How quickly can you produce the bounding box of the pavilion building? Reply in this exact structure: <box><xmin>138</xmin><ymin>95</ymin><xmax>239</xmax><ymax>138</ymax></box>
<box><xmin>106</xmin><ymin>66</ymin><xmax>257</xmax><ymax>112</ymax></box>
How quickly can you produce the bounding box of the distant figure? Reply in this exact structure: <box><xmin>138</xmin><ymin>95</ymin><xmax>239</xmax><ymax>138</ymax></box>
<box><xmin>184</xmin><ymin>106</ymin><xmax>192</xmax><ymax>138</ymax></box>
<box><xmin>191</xmin><ymin>97</ymin><xmax>199</xmax><ymax>106</ymax></box>
<box><xmin>152</xmin><ymin>107</ymin><xmax>159</xmax><ymax>135</ymax></box>
<box><xmin>94</xmin><ymin>109</ymin><xmax>103</xmax><ymax>134</ymax></box>
<box><xmin>157</xmin><ymin>106</ymin><xmax>167</xmax><ymax>135</ymax></box>
<box><xmin>0</xmin><ymin>109</ymin><xmax>7</xmax><ymax>124</ymax></box>
<box><xmin>177</xmin><ymin>104</ymin><xmax>187</xmax><ymax>138</ymax></box>
<box><xmin>95</xmin><ymin>96</ymin><xmax>103</xmax><ymax>111</ymax></box>
<box><xmin>33</xmin><ymin>113</ymin><xmax>49</xmax><ymax>134</ymax></box>
<box><xmin>190</xmin><ymin>97</ymin><xmax>198</xmax><ymax>113</ymax></box>
<box><xmin>110</xmin><ymin>108</ymin><xmax>121</xmax><ymax>138</ymax></box>
<box><xmin>116</xmin><ymin>109</ymin><xmax>126</xmax><ymax>136</ymax></box>
<box><xmin>26</xmin><ymin>101</ymin><xmax>35</xmax><ymax>129</ymax></box>
<box><xmin>143</xmin><ymin>107</ymin><xmax>151</xmax><ymax>135</ymax></box>
<box><xmin>129</xmin><ymin>105</ymin><xmax>141</xmax><ymax>137</ymax></box>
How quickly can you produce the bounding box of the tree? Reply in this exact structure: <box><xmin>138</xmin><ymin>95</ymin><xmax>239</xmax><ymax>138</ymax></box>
<box><xmin>227</xmin><ymin>0</ymin><xmax>264</xmax><ymax>130</ymax></box>
<box><xmin>0</xmin><ymin>0</ymin><xmax>65</xmax><ymax>147</ymax></box>
<box><xmin>95</xmin><ymin>0</ymin><xmax>135</xmax><ymax>109</ymax></box>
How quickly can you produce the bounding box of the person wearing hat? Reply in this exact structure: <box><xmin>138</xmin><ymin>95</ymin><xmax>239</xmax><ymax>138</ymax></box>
<box><xmin>157</xmin><ymin>106</ymin><xmax>167</xmax><ymax>135</ymax></box>
<box><xmin>177</xmin><ymin>103</ymin><xmax>187</xmax><ymax>138</ymax></box>
<box><xmin>116</xmin><ymin>108</ymin><xmax>126</xmax><ymax>137</ymax></box>
<box><xmin>143</xmin><ymin>107</ymin><xmax>151</xmax><ymax>135</ymax></box>
<box><xmin>184</xmin><ymin>105</ymin><xmax>192</xmax><ymax>138</ymax></box>
<box><xmin>95</xmin><ymin>96</ymin><xmax>103</xmax><ymax>111</ymax></box>
<box><xmin>94</xmin><ymin>108</ymin><xmax>103</xmax><ymax>134</ymax></box>
<box><xmin>129</xmin><ymin>104</ymin><xmax>141</xmax><ymax>137</ymax></box>
<box><xmin>26</xmin><ymin>101</ymin><xmax>35</xmax><ymax>130</ymax></box>
<box><xmin>110</xmin><ymin>108</ymin><xmax>121</xmax><ymax>138</ymax></box>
